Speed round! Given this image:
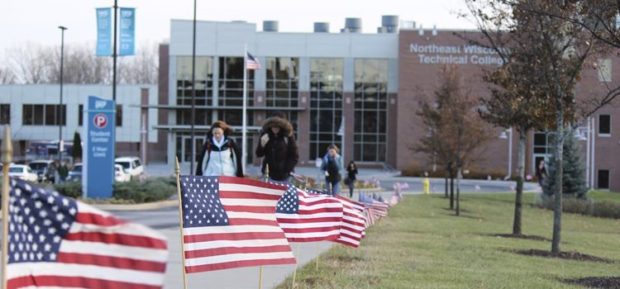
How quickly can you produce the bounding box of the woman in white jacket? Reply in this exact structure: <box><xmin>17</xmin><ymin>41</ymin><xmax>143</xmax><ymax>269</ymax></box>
<box><xmin>195</xmin><ymin>120</ymin><xmax>243</xmax><ymax>177</ymax></box>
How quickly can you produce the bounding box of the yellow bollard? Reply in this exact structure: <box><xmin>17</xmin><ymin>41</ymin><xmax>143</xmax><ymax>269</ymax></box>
<box><xmin>423</xmin><ymin>172</ymin><xmax>430</xmax><ymax>195</ymax></box>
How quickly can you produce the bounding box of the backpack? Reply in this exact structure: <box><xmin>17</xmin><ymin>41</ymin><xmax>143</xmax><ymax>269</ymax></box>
<box><xmin>326</xmin><ymin>158</ymin><xmax>341</xmax><ymax>182</ymax></box>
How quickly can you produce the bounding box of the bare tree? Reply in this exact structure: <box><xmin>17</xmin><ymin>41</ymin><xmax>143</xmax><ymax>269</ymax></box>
<box><xmin>3</xmin><ymin>42</ymin><xmax>157</xmax><ymax>85</ymax></box>
<box><xmin>416</xmin><ymin>65</ymin><xmax>492</xmax><ymax>215</ymax></box>
<box><xmin>118</xmin><ymin>42</ymin><xmax>159</xmax><ymax>84</ymax></box>
<box><xmin>0</xmin><ymin>65</ymin><xmax>16</xmax><ymax>84</ymax></box>
<box><xmin>464</xmin><ymin>0</ymin><xmax>604</xmax><ymax>254</ymax></box>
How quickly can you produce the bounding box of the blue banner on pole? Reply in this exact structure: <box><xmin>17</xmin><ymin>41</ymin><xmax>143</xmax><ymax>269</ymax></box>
<box><xmin>119</xmin><ymin>7</ymin><xmax>135</xmax><ymax>56</ymax></box>
<box><xmin>96</xmin><ymin>8</ymin><xmax>112</xmax><ymax>56</ymax></box>
<box><xmin>83</xmin><ymin>96</ymin><xmax>115</xmax><ymax>199</ymax></box>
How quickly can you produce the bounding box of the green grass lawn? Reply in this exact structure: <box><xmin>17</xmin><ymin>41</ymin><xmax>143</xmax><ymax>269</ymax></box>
<box><xmin>589</xmin><ymin>190</ymin><xmax>620</xmax><ymax>203</ymax></box>
<box><xmin>277</xmin><ymin>193</ymin><xmax>620</xmax><ymax>289</ymax></box>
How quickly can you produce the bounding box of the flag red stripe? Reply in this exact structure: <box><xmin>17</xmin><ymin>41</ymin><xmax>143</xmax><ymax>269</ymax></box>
<box><xmin>288</xmin><ymin>235</ymin><xmax>339</xmax><ymax>242</ymax></box>
<box><xmin>184</xmin><ymin>231</ymin><xmax>286</xmax><ymax>243</ymax></box>
<box><xmin>185</xmin><ymin>257</ymin><xmax>295</xmax><ymax>273</ymax></box>
<box><xmin>220</xmin><ymin>191</ymin><xmax>282</xmax><ymax>200</ymax></box>
<box><xmin>334</xmin><ymin>238</ymin><xmax>360</xmax><ymax>247</ymax></box>
<box><xmin>57</xmin><ymin>252</ymin><xmax>166</xmax><ymax>272</ymax></box>
<box><xmin>276</xmin><ymin>217</ymin><xmax>342</xmax><ymax>224</ymax></box>
<box><xmin>64</xmin><ymin>232</ymin><xmax>168</xmax><ymax>249</ymax></box>
<box><xmin>279</xmin><ymin>226</ymin><xmax>340</xmax><ymax>233</ymax></box>
<box><xmin>228</xmin><ymin>218</ymin><xmax>279</xmax><ymax>226</ymax></box>
<box><xmin>294</xmin><ymin>207</ymin><xmax>342</xmax><ymax>214</ymax></box>
<box><xmin>75</xmin><ymin>212</ymin><xmax>125</xmax><ymax>226</ymax></box>
<box><xmin>8</xmin><ymin>275</ymin><xmax>160</xmax><ymax>289</ymax></box>
<box><xmin>185</xmin><ymin>245</ymin><xmax>292</xmax><ymax>259</ymax></box>
<box><xmin>223</xmin><ymin>205</ymin><xmax>276</xmax><ymax>214</ymax></box>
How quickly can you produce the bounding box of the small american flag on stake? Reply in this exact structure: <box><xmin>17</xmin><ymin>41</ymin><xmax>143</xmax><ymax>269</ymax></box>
<box><xmin>333</xmin><ymin>196</ymin><xmax>366</xmax><ymax>248</ymax></box>
<box><xmin>276</xmin><ymin>184</ymin><xmax>343</xmax><ymax>242</ymax></box>
<box><xmin>246</xmin><ymin>52</ymin><xmax>261</xmax><ymax>70</ymax></box>
<box><xmin>5</xmin><ymin>178</ymin><xmax>168</xmax><ymax>289</ymax></box>
<box><xmin>180</xmin><ymin>176</ymin><xmax>295</xmax><ymax>273</ymax></box>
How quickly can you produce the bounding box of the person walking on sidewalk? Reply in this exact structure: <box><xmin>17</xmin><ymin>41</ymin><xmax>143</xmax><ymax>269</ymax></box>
<box><xmin>321</xmin><ymin>144</ymin><xmax>343</xmax><ymax>196</ymax></box>
<box><xmin>196</xmin><ymin>120</ymin><xmax>243</xmax><ymax>177</ymax></box>
<box><xmin>345</xmin><ymin>160</ymin><xmax>358</xmax><ymax>198</ymax></box>
<box><xmin>255</xmin><ymin>115</ymin><xmax>299</xmax><ymax>183</ymax></box>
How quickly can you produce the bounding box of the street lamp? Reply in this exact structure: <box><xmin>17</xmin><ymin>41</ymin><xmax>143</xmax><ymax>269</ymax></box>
<box><xmin>190</xmin><ymin>0</ymin><xmax>197</xmax><ymax>174</ymax></box>
<box><xmin>58</xmin><ymin>26</ymin><xmax>67</xmax><ymax>164</ymax></box>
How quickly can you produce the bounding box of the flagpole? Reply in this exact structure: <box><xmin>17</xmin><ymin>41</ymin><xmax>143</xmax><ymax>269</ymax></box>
<box><xmin>1</xmin><ymin>125</ymin><xmax>13</xmax><ymax>289</ymax></box>
<box><xmin>175</xmin><ymin>157</ymin><xmax>189</xmax><ymax>289</ymax></box>
<box><xmin>242</xmin><ymin>45</ymin><xmax>248</xmax><ymax>176</ymax></box>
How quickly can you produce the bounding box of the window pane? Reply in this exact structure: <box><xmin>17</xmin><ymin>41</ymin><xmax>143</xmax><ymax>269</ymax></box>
<box><xmin>34</xmin><ymin>105</ymin><xmax>44</xmax><ymax>125</ymax></box>
<box><xmin>599</xmin><ymin>115</ymin><xmax>611</xmax><ymax>134</ymax></box>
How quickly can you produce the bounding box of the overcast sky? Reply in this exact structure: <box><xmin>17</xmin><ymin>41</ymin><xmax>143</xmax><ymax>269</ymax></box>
<box><xmin>1</xmin><ymin>0</ymin><xmax>475</xmax><ymax>55</ymax></box>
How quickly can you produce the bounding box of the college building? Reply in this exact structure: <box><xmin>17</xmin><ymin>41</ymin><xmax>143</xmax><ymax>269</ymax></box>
<box><xmin>2</xmin><ymin>15</ymin><xmax>619</xmax><ymax>191</ymax></box>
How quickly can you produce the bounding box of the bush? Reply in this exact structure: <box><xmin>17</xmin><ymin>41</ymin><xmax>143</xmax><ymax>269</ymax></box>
<box><xmin>535</xmin><ymin>193</ymin><xmax>620</xmax><ymax>219</ymax></box>
<box><xmin>113</xmin><ymin>177</ymin><xmax>176</xmax><ymax>203</ymax></box>
<box><xmin>591</xmin><ymin>201</ymin><xmax>620</xmax><ymax>219</ymax></box>
<box><xmin>53</xmin><ymin>182</ymin><xmax>83</xmax><ymax>199</ymax></box>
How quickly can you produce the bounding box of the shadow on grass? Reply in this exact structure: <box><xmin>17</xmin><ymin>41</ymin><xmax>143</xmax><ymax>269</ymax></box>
<box><xmin>562</xmin><ymin>276</ymin><xmax>620</xmax><ymax>289</ymax></box>
<box><xmin>503</xmin><ymin>248</ymin><xmax>616</xmax><ymax>264</ymax></box>
<box><xmin>482</xmin><ymin>233</ymin><xmax>551</xmax><ymax>242</ymax></box>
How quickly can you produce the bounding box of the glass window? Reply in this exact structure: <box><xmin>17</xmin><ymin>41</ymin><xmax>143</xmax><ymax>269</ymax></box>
<box><xmin>353</xmin><ymin>59</ymin><xmax>388</xmax><ymax>162</ymax></box>
<box><xmin>23</xmin><ymin>104</ymin><xmax>65</xmax><ymax>126</ymax></box>
<box><xmin>309</xmin><ymin>58</ymin><xmax>343</xmax><ymax>160</ymax></box>
<box><xmin>176</xmin><ymin>56</ymin><xmax>214</xmax><ymax>125</ymax></box>
<box><xmin>599</xmin><ymin>114</ymin><xmax>611</xmax><ymax>135</ymax></box>
<box><xmin>0</xmin><ymin>104</ymin><xmax>10</xmax><ymax>125</ymax></box>
<box><xmin>597</xmin><ymin>169</ymin><xmax>609</xmax><ymax>189</ymax></box>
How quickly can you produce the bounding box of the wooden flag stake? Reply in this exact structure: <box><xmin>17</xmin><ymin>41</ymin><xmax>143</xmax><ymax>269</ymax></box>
<box><xmin>1</xmin><ymin>125</ymin><xmax>13</xmax><ymax>289</ymax></box>
<box><xmin>291</xmin><ymin>245</ymin><xmax>297</xmax><ymax>288</ymax></box>
<box><xmin>175</xmin><ymin>157</ymin><xmax>189</xmax><ymax>289</ymax></box>
<box><xmin>258</xmin><ymin>266</ymin><xmax>264</xmax><ymax>289</ymax></box>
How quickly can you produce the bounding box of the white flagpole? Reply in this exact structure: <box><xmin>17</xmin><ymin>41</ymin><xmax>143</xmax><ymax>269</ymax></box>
<box><xmin>242</xmin><ymin>45</ymin><xmax>248</xmax><ymax>175</ymax></box>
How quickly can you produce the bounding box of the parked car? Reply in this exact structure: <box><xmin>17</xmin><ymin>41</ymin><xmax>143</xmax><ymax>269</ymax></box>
<box><xmin>8</xmin><ymin>164</ymin><xmax>39</xmax><ymax>182</ymax></box>
<box><xmin>115</xmin><ymin>164</ymin><xmax>131</xmax><ymax>182</ymax></box>
<box><xmin>115</xmin><ymin>157</ymin><xmax>144</xmax><ymax>179</ymax></box>
<box><xmin>28</xmin><ymin>160</ymin><xmax>56</xmax><ymax>183</ymax></box>
<box><xmin>66</xmin><ymin>163</ymin><xmax>83</xmax><ymax>182</ymax></box>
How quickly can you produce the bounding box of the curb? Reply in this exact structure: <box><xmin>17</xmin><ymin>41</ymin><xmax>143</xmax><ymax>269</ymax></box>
<box><xmin>92</xmin><ymin>199</ymin><xmax>178</xmax><ymax>211</ymax></box>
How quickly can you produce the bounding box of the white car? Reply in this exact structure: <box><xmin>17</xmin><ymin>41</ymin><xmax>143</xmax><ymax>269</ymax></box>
<box><xmin>115</xmin><ymin>157</ymin><xmax>144</xmax><ymax>179</ymax></box>
<box><xmin>115</xmin><ymin>164</ymin><xmax>131</xmax><ymax>182</ymax></box>
<box><xmin>9</xmin><ymin>164</ymin><xmax>39</xmax><ymax>182</ymax></box>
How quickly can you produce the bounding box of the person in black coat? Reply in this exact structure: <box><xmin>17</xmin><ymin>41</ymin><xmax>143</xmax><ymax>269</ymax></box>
<box><xmin>255</xmin><ymin>116</ymin><xmax>299</xmax><ymax>182</ymax></box>
<box><xmin>195</xmin><ymin>120</ymin><xmax>243</xmax><ymax>177</ymax></box>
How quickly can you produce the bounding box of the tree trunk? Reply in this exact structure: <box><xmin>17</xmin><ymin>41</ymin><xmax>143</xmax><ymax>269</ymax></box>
<box><xmin>512</xmin><ymin>128</ymin><xmax>527</xmax><ymax>235</ymax></box>
<box><xmin>456</xmin><ymin>167</ymin><xmax>461</xmax><ymax>216</ymax></box>
<box><xmin>449</xmin><ymin>174</ymin><xmax>455</xmax><ymax>209</ymax></box>
<box><xmin>551</xmin><ymin>87</ymin><xmax>564</xmax><ymax>255</ymax></box>
<box><xmin>444</xmin><ymin>175</ymin><xmax>449</xmax><ymax>198</ymax></box>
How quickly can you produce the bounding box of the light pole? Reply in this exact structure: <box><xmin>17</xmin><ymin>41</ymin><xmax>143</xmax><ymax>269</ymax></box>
<box><xmin>58</xmin><ymin>26</ymin><xmax>67</xmax><ymax>164</ymax></box>
<box><xmin>190</xmin><ymin>0</ymin><xmax>197</xmax><ymax>174</ymax></box>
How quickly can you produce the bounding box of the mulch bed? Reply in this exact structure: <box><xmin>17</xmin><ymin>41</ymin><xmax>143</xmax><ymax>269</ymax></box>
<box><xmin>492</xmin><ymin>233</ymin><xmax>550</xmax><ymax>242</ymax></box>
<box><xmin>509</xmin><ymin>249</ymin><xmax>616</xmax><ymax>264</ymax></box>
<box><xmin>564</xmin><ymin>277</ymin><xmax>620</xmax><ymax>289</ymax></box>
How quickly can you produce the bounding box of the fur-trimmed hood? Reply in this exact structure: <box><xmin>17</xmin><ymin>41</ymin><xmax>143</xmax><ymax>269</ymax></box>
<box><xmin>262</xmin><ymin>117</ymin><xmax>293</xmax><ymax>137</ymax></box>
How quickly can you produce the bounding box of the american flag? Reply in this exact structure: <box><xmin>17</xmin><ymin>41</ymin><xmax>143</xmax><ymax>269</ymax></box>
<box><xmin>333</xmin><ymin>196</ymin><xmax>366</xmax><ymax>248</ymax></box>
<box><xmin>276</xmin><ymin>184</ymin><xmax>343</xmax><ymax>242</ymax></box>
<box><xmin>6</xmin><ymin>178</ymin><xmax>168</xmax><ymax>289</ymax></box>
<box><xmin>246</xmin><ymin>52</ymin><xmax>261</xmax><ymax>70</ymax></box>
<box><xmin>360</xmin><ymin>193</ymin><xmax>389</xmax><ymax>218</ymax></box>
<box><xmin>180</xmin><ymin>176</ymin><xmax>296</xmax><ymax>273</ymax></box>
